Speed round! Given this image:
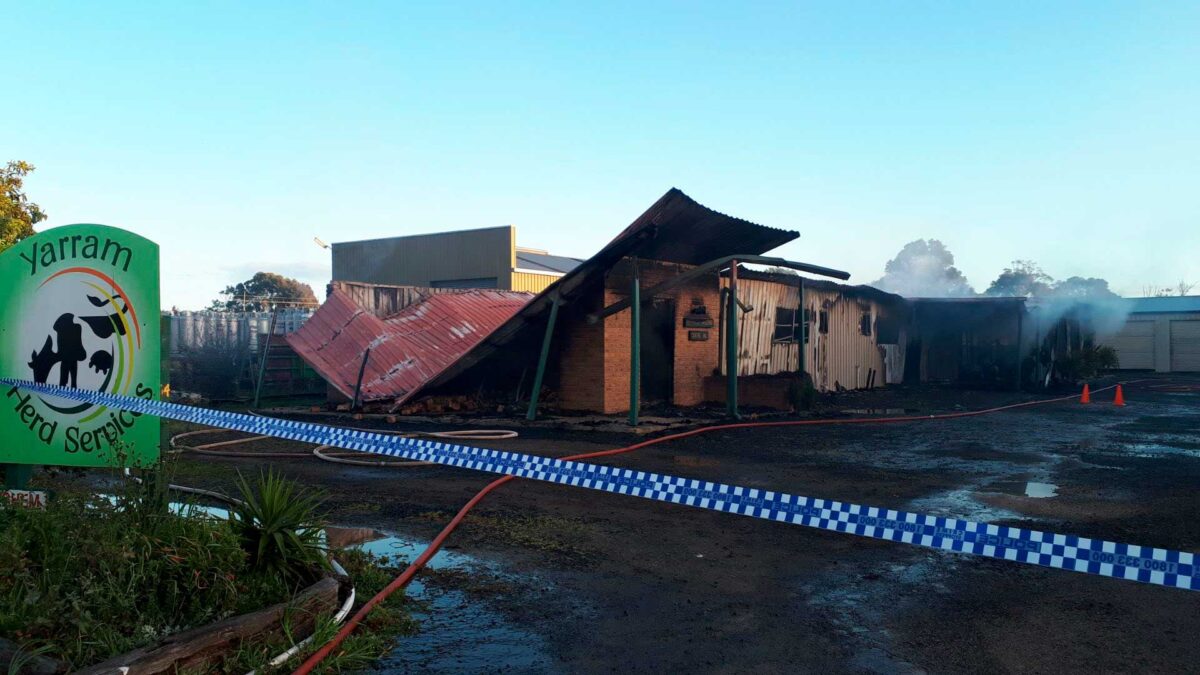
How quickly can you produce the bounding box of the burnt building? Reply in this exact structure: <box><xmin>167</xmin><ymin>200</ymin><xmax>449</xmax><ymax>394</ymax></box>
<box><xmin>398</xmin><ymin>189</ymin><xmax>853</xmax><ymax>417</ymax></box>
<box><xmin>906</xmin><ymin>297</ymin><xmax>1028</xmax><ymax>387</ymax></box>
<box><xmin>711</xmin><ymin>268</ymin><xmax>909</xmax><ymax>405</ymax></box>
<box><xmin>295</xmin><ymin>189</ymin><xmax>1069</xmax><ymax>418</ymax></box>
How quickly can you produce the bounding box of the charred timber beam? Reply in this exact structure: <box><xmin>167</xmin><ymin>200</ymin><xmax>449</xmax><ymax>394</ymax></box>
<box><xmin>726</xmin><ymin>260</ymin><xmax>739</xmax><ymax>418</ymax></box>
<box><xmin>586</xmin><ymin>255</ymin><xmax>849</xmax><ymax>324</ymax></box>
<box><xmin>525</xmin><ymin>294</ymin><xmax>561</xmax><ymax>421</ymax></box>
<box><xmin>629</xmin><ymin>263</ymin><xmax>641</xmax><ymax>427</ymax></box>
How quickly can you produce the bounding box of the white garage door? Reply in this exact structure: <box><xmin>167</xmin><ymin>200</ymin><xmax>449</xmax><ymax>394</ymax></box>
<box><xmin>1109</xmin><ymin>321</ymin><xmax>1156</xmax><ymax>370</ymax></box>
<box><xmin>1170</xmin><ymin>320</ymin><xmax>1200</xmax><ymax>372</ymax></box>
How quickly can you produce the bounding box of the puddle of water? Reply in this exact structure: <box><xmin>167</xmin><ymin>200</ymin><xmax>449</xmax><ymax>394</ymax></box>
<box><xmin>1125</xmin><ymin>443</ymin><xmax>1200</xmax><ymax>459</ymax></box>
<box><xmin>803</xmin><ymin>555</ymin><xmax>952</xmax><ymax>674</ymax></box>
<box><xmin>1023</xmin><ymin>482</ymin><xmax>1057</xmax><ymax>498</ymax></box>
<box><xmin>99</xmin><ymin>497</ymin><xmax>554</xmax><ymax>671</ymax></box>
<box><xmin>99</xmin><ymin>495</ymin><xmax>232</xmax><ymax>520</ymax></box>
<box><xmin>907</xmin><ymin>487</ymin><xmax>1024</xmax><ymax>524</ymax></box>
<box><xmin>172</xmin><ymin>501</ymin><xmax>230</xmax><ymax>519</ymax></box>
<box><xmin>154</xmin><ymin>499</ymin><xmax>555</xmax><ymax>671</ymax></box>
<box><xmin>355</xmin><ymin>533</ymin><xmax>556</xmax><ymax>673</ymax></box>
<box><xmin>354</xmin><ymin>533</ymin><xmax>473</xmax><ymax>576</ymax></box>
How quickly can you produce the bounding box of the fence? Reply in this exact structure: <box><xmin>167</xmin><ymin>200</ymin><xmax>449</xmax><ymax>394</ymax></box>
<box><xmin>165</xmin><ymin>309</ymin><xmax>313</xmax><ymax>356</ymax></box>
<box><xmin>163</xmin><ymin>310</ymin><xmax>321</xmax><ymax>399</ymax></box>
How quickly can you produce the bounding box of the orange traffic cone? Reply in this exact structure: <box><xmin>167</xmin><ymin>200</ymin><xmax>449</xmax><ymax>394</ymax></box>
<box><xmin>1113</xmin><ymin>384</ymin><xmax>1126</xmax><ymax>407</ymax></box>
<box><xmin>1080</xmin><ymin>384</ymin><xmax>1091</xmax><ymax>404</ymax></box>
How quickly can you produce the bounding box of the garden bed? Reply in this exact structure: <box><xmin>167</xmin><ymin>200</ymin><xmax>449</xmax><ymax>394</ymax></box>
<box><xmin>0</xmin><ymin>469</ymin><xmax>413</xmax><ymax>673</ymax></box>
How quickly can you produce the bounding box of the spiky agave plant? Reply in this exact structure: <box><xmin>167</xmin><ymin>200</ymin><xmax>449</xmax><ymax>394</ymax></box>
<box><xmin>231</xmin><ymin>470</ymin><xmax>329</xmax><ymax>582</ymax></box>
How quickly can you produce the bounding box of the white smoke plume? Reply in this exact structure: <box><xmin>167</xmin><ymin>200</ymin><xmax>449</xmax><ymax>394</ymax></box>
<box><xmin>872</xmin><ymin>239</ymin><xmax>975</xmax><ymax>298</ymax></box>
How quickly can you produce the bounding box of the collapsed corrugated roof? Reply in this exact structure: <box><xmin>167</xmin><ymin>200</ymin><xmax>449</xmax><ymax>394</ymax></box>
<box><xmin>286</xmin><ymin>288</ymin><xmax>532</xmax><ymax>402</ymax></box>
<box><xmin>605</xmin><ymin>189</ymin><xmax>798</xmax><ymax>265</ymax></box>
<box><xmin>408</xmin><ymin>188</ymin><xmax>800</xmax><ymax>404</ymax></box>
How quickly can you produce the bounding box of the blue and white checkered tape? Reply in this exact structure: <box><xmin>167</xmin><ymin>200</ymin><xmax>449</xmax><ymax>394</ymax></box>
<box><xmin>5</xmin><ymin>378</ymin><xmax>1197</xmax><ymax>592</ymax></box>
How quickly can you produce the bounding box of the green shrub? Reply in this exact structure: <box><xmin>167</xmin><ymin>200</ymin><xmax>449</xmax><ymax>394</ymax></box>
<box><xmin>0</xmin><ymin>466</ymin><xmax>337</xmax><ymax>670</ymax></box>
<box><xmin>1058</xmin><ymin>344</ymin><xmax>1120</xmax><ymax>382</ymax></box>
<box><xmin>0</xmin><ymin>491</ymin><xmax>281</xmax><ymax>669</ymax></box>
<box><xmin>786</xmin><ymin>375</ymin><xmax>817</xmax><ymax>411</ymax></box>
<box><xmin>231</xmin><ymin>470</ymin><xmax>329</xmax><ymax>583</ymax></box>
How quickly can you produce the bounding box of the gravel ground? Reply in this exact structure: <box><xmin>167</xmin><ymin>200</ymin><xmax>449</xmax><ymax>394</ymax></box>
<box><xmin>167</xmin><ymin>374</ymin><xmax>1200</xmax><ymax>674</ymax></box>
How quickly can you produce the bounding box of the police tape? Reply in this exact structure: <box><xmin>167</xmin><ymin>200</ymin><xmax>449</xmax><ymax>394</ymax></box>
<box><xmin>5</xmin><ymin>378</ymin><xmax>1197</xmax><ymax>592</ymax></box>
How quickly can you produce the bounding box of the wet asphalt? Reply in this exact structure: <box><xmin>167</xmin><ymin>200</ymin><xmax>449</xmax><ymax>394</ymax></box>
<box><xmin>171</xmin><ymin>374</ymin><xmax>1200</xmax><ymax>674</ymax></box>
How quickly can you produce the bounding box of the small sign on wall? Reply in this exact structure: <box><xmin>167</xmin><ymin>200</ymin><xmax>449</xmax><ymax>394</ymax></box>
<box><xmin>3</xmin><ymin>489</ymin><xmax>48</xmax><ymax>509</ymax></box>
<box><xmin>688</xmin><ymin>330</ymin><xmax>710</xmax><ymax>341</ymax></box>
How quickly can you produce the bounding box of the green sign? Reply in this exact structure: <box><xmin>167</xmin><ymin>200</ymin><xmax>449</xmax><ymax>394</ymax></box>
<box><xmin>0</xmin><ymin>225</ymin><xmax>160</xmax><ymax>467</ymax></box>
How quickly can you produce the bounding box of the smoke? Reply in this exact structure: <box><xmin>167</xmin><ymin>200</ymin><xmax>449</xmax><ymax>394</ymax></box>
<box><xmin>872</xmin><ymin>239</ymin><xmax>976</xmax><ymax>298</ymax></box>
<box><xmin>872</xmin><ymin>245</ymin><xmax>1134</xmax><ymax>347</ymax></box>
<box><xmin>981</xmin><ymin>262</ymin><xmax>1130</xmax><ymax>339</ymax></box>
<box><xmin>1028</xmin><ymin>295</ymin><xmax>1132</xmax><ymax>340</ymax></box>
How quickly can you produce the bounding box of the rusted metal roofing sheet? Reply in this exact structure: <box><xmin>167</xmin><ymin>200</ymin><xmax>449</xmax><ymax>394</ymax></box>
<box><xmin>606</xmin><ymin>188</ymin><xmax>798</xmax><ymax>265</ymax></box>
<box><xmin>408</xmin><ymin>188</ymin><xmax>802</xmax><ymax>403</ymax></box>
<box><xmin>285</xmin><ymin>288</ymin><xmax>533</xmax><ymax>403</ymax></box>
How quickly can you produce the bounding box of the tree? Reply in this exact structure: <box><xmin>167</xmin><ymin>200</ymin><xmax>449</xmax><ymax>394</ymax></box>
<box><xmin>1049</xmin><ymin>276</ymin><xmax>1120</xmax><ymax>300</ymax></box>
<box><xmin>1</xmin><ymin>161</ymin><xmax>46</xmax><ymax>253</ymax></box>
<box><xmin>212</xmin><ymin>272</ymin><xmax>319</xmax><ymax>311</ymax></box>
<box><xmin>872</xmin><ymin>239</ymin><xmax>975</xmax><ymax>297</ymax></box>
<box><xmin>1143</xmin><ymin>280</ymin><xmax>1196</xmax><ymax>297</ymax></box>
<box><xmin>984</xmin><ymin>260</ymin><xmax>1053</xmax><ymax>298</ymax></box>
<box><xmin>987</xmin><ymin>261</ymin><xmax>1121</xmax><ymax>300</ymax></box>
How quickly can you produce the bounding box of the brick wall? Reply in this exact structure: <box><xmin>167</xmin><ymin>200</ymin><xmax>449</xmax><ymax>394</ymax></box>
<box><xmin>558</xmin><ymin>288</ymin><xmax>608</xmax><ymax>412</ymax></box>
<box><xmin>600</xmin><ymin>287</ymin><xmax>634</xmax><ymax>413</ymax></box>
<box><xmin>557</xmin><ymin>258</ymin><xmax>722</xmax><ymax>413</ymax></box>
<box><xmin>671</xmin><ymin>280</ymin><xmax>721</xmax><ymax>406</ymax></box>
<box><xmin>702</xmin><ymin>374</ymin><xmax>796</xmax><ymax>410</ymax></box>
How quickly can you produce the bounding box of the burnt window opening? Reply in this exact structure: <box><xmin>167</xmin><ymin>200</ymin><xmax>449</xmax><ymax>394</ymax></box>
<box><xmin>859</xmin><ymin>305</ymin><xmax>873</xmax><ymax>336</ymax></box>
<box><xmin>803</xmin><ymin>308</ymin><xmax>813</xmax><ymax>344</ymax></box>
<box><xmin>876</xmin><ymin>313</ymin><xmax>900</xmax><ymax>343</ymax></box>
<box><xmin>773</xmin><ymin>307</ymin><xmax>799</xmax><ymax>344</ymax></box>
<box><xmin>818</xmin><ymin>309</ymin><xmax>829</xmax><ymax>334</ymax></box>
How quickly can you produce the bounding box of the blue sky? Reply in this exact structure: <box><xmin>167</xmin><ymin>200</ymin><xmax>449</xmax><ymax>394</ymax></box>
<box><xmin>8</xmin><ymin>1</ymin><xmax>1199</xmax><ymax>308</ymax></box>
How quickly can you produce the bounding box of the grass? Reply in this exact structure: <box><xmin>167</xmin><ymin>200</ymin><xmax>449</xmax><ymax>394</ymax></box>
<box><xmin>225</xmin><ymin>547</ymin><xmax>420</xmax><ymax>674</ymax></box>
<box><xmin>0</xmin><ymin>461</ymin><xmax>414</xmax><ymax>672</ymax></box>
<box><xmin>0</xmin><ymin>476</ymin><xmax>298</xmax><ymax>669</ymax></box>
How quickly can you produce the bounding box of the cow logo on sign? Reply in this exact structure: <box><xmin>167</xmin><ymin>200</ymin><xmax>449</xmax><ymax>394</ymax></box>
<box><xmin>1</xmin><ymin>225</ymin><xmax>160</xmax><ymax>468</ymax></box>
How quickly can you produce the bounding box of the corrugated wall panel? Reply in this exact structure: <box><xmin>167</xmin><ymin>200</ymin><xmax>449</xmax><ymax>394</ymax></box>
<box><xmin>511</xmin><ymin>271</ymin><xmax>562</xmax><ymax>293</ymax></box>
<box><xmin>721</xmin><ymin>279</ymin><xmax>890</xmax><ymax>391</ymax></box>
<box><xmin>804</xmin><ymin>288</ymin><xmax>887</xmax><ymax>391</ymax></box>
<box><xmin>724</xmin><ymin>279</ymin><xmax>801</xmax><ymax>376</ymax></box>
<box><xmin>1170</xmin><ymin>320</ymin><xmax>1200</xmax><ymax>372</ymax></box>
<box><xmin>1102</xmin><ymin>320</ymin><xmax>1156</xmax><ymax>370</ymax></box>
<box><xmin>330</xmin><ymin>281</ymin><xmax>477</xmax><ymax>318</ymax></box>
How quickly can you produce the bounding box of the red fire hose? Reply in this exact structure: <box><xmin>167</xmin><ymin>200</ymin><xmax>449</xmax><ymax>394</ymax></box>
<box><xmin>294</xmin><ymin>384</ymin><xmax>1123</xmax><ymax>673</ymax></box>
